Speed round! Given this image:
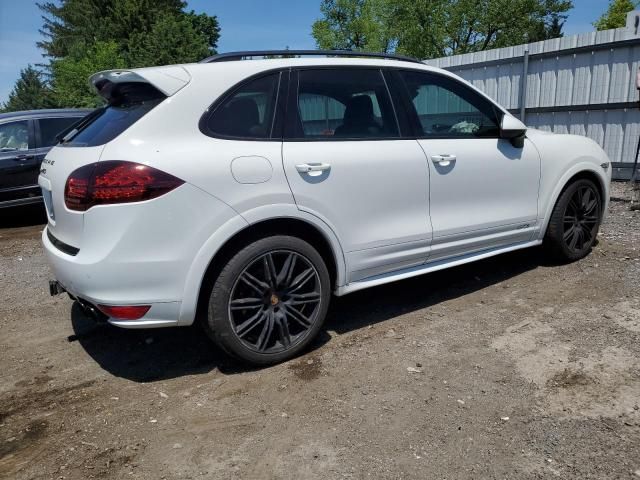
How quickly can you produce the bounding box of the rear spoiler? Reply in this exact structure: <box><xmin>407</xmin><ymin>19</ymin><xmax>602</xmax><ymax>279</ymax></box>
<box><xmin>89</xmin><ymin>66</ymin><xmax>191</xmax><ymax>99</ymax></box>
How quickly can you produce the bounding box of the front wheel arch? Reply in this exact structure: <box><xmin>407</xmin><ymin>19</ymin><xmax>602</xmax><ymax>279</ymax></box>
<box><xmin>541</xmin><ymin>167</ymin><xmax>607</xmax><ymax>239</ymax></box>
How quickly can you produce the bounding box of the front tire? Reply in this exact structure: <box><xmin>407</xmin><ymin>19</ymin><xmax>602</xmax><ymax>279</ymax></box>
<box><xmin>544</xmin><ymin>178</ymin><xmax>602</xmax><ymax>262</ymax></box>
<box><xmin>205</xmin><ymin>236</ymin><xmax>331</xmax><ymax>366</ymax></box>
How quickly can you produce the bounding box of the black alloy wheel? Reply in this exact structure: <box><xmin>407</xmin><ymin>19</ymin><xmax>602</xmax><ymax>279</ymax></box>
<box><xmin>561</xmin><ymin>184</ymin><xmax>601</xmax><ymax>254</ymax></box>
<box><xmin>205</xmin><ymin>236</ymin><xmax>331</xmax><ymax>365</ymax></box>
<box><xmin>228</xmin><ymin>250</ymin><xmax>322</xmax><ymax>353</ymax></box>
<box><xmin>545</xmin><ymin>178</ymin><xmax>602</xmax><ymax>261</ymax></box>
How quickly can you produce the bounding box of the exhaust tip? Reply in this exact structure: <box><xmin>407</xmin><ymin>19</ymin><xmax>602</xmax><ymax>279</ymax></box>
<box><xmin>49</xmin><ymin>280</ymin><xmax>66</xmax><ymax>296</ymax></box>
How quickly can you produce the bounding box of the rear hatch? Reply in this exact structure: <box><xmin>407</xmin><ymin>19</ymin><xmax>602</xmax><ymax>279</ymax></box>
<box><xmin>39</xmin><ymin>66</ymin><xmax>190</xmax><ymax>250</ymax></box>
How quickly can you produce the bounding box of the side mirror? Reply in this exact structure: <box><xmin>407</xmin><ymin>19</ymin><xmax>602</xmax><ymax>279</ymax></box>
<box><xmin>500</xmin><ymin>115</ymin><xmax>527</xmax><ymax>148</ymax></box>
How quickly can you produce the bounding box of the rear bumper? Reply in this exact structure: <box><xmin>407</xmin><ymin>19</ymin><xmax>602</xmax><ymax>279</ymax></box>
<box><xmin>44</xmin><ymin>228</ymin><xmax>182</xmax><ymax>328</ymax></box>
<box><xmin>41</xmin><ymin>183</ymin><xmax>241</xmax><ymax>328</ymax></box>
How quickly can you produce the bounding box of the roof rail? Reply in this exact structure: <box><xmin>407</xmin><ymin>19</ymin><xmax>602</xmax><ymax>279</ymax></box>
<box><xmin>200</xmin><ymin>50</ymin><xmax>423</xmax><ymax>64</ymax></box>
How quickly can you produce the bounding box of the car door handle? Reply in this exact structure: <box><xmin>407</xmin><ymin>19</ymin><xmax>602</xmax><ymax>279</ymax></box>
<box><xmin>431</xmin><ymin>154</ymin><xmax>457</xmax><ymax>166</ymax></box>
<box><xmin>13</xmin><ymin>154</ymin><xmax>34</xmax><ymax>162</ymax></box>
<box><xmin>295</xmin><ymin>163</ymin><xmax>331</xmax><ymax>174</ymax></box>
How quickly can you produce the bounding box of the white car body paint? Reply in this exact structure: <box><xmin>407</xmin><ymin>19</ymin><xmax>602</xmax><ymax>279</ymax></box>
<box><xmin>39</xmin><ymin>57</ymin><xmax>612</xmax><ymax>328</ymax></box>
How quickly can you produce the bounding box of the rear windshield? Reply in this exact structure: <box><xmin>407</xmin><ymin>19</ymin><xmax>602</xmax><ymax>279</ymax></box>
<box><xmin>61</xmin><ymin>83</ymin><xmax>165</xmax><ymax>147</ymax></box>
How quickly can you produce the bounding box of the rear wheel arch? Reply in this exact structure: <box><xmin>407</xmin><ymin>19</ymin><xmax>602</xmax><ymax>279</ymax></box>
<box><xmin>195</xmin><ymin>217</ymin><xmax>341</xmax><ymax>325</ymax></box>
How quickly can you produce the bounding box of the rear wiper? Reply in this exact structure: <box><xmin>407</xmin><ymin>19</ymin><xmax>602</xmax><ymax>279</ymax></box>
<box><xmin>56</xmin><ymin>107</ymin><xmax>106</xmax><ymax>144</ymax></box>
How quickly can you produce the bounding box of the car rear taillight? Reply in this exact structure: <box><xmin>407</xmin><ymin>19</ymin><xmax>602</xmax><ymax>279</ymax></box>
<box><xmin>97</xmin><ymin>304</ymin><xmax>151</xmax><ymax>320</ymax></box>
<box><xmin>64</xmin><ymin>161</ymin><xmax>184</xmax><ymax>211</ymax></box>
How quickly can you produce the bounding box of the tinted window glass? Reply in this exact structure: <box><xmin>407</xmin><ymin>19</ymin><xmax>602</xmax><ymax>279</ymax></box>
<box><xmin>39</xmin><ymin>117</ymin><xmax>83</xmax><ymax>147</ymax></box>
<box><xmin>293</xmin><ymin>69</ymin><xmax>398</xmax><ymax>139</ymax></box>
<box><xmin>399</xmin><ymin>71</ymin><xmax>500</xmax><ymax>138</ymax></box>
<box><xmin>0</xmin><ymin>120</ymin><xmax>29</xmax><ymax>152</ymax></box>
<box><xmin>206</xmin><ymin>73</ymin><xmax>280</xmax><ymax>139</ymax></box>
<box><xmin>62</xmin><ymin>83</ymin><xmax>164</xmax><ymax>147</ymax></box>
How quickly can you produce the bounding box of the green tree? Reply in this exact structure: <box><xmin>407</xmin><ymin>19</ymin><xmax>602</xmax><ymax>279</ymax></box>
<box><xmin>37</xmin><ymin>0</ymin><xmax>185</xmax><ymax>59</ymax></box>
<box><xmin>594</xmin><ymin>0</ymin><xmax>639</xmax><ymax>31</ymax></box>
<box><xmin>312</xmin><ymin>0</ymin><xmax>573</xmax><ymax>59</ymax></box>
<box><xmin>312</xmin><ymin>0</ymin><xmax>397</xmax><ymax>52</ymax></box>
<box><xmin>50</xmin><ymin>41</ymin><xmax>127</xmax><ymax>108</ymax></box>
<box><xmin>3</xmin><ymin>0</ymin><xmax>221</xmax><ymax>108</ymax></box>
<box><xmin>1</xmin><ymin>66</ymin><xmax>55</xmax><ymax>112</ymax></box>
<box><xmin>128</xmin><ymin>12</ymin><xmax>219</xmax><ymax>67</ymax></box>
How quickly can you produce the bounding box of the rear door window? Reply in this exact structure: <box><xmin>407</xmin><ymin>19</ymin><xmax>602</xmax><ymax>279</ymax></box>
<box><xmin>0</xmin><ymin>120</ymin><xmax>30</xmax><ymax>151</ymax></box>
<box><xmin>289</xmin><ymin>69</ymin><xmax>399</xmax><ymax>140</ymax></box>
<box><xmin>61</xmin><ymin>83</ymin><xmax>165</xmax><ymax>147</ymax></box>
<box><xmin>38</xmin><ymin>117</ymin><xmax>84</xmax><ymax>148</ymax></box>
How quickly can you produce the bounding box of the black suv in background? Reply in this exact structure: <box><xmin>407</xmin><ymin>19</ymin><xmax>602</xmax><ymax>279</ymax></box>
<box><xmin>0</xmin><ymin>109</ymin><xmax>91</xmax><ymax>208</ymax></box>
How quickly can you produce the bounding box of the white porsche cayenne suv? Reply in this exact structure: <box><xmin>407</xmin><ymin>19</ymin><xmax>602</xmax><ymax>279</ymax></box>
<box><xmin>41</xmin><ymin>51</ymin><xmax>611</xmax><ymax>365</ymax></box>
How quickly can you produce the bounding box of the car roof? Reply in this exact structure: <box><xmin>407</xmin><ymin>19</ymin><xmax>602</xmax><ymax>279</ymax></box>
<box><xmin>0</xmin><ymin>108</ymin><xmax>92</xmax><ymax>122</ymax></box>
<box><xmin>181</xmin><ymin>57</ymin><xmax>466</xmax><ymax>86</ymax></box>
<box><xmin>185</xmin><ymin>56</ymin><xmax>437</xmax><ymax>72</ymax></box>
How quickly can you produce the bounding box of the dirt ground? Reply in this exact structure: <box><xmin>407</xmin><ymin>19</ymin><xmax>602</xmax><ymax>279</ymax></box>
<box><xmin>1</xmin><ymin>183</ymin><xmax>639</xmax><ymax>480</ymax></box>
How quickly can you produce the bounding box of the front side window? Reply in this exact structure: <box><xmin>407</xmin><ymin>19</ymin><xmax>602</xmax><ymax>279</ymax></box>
<box><xmin>292</xmin><ymin>69</ymin><xmax>399</xmax><ymax>140</ymax></box>
<box><xmin>38</xmin><ymin>117</ymin><xmax>84</xmax><ymax>147</ymax></box>
<box><xmin>205</xmin><ymin>73</ymin><xmax>281</xmax><ymax>139</ymax></box>
<box><xmin>399</xmin><ymin>71</ymin><xmax>500</xmax><ymax>138</ymax></box>
<box><xmin>0</xmin><ymin>120</ymin><xmax>29</xmax><ymax>152</ymax></box>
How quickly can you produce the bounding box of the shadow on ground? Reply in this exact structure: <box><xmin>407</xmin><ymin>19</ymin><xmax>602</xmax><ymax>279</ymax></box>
<box><xmin>71</xmin><ymin>247</ymin><xmax>547</xmax><ymax>382</ymax></box>
<box><xmin>0</xmin><ymin>204</ymin><xmax>47</xmax><ymax>229</ymax></box>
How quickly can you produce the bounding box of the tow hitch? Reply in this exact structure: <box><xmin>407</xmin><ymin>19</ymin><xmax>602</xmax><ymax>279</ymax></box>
<box><xmin>49</xmin><ymin>280</ymin><xmax>66</xmax><ymax>296</ymax></box>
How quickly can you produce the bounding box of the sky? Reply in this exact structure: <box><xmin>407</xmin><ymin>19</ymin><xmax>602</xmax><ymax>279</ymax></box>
<box><xmin>0</xmin><ymin>0</ymin><xmax>620</xmax><ymax>105</ymax></box>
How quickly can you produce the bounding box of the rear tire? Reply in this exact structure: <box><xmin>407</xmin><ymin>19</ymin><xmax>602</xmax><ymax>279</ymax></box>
<box><xmin>544</xmin><ymin>179</ymin><xmax>602</xmax><ymax>262</ymax></box>
<box><xmin>204</xmin><ymin>235</ymin><xmax>331</xmax><ymax>366</ymax></box>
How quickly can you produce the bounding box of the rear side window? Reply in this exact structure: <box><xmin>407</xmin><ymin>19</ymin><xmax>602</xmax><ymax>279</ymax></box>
<box><xmin>290</xmin><ymin>69</ymin><xmax>399</xmax><ymax>140</ymax></box>
<box><xmin>0</xmin><ymin>120</ymin><xmax>29</xmax><ymax>151</ymax></box>
<box><xmin>203</xmin><ymin>73</ymin><xmax>281</xmax><ymax>139</ymax></box>
<box><xmin>61</xmin><ymin>83</ymin><xmax>165</xmax><ymax>147</ymax></box>
<box><xmin>38</xmin><ymin>117</ymin><xmax>83</xmax><ymax>147</ymax></box>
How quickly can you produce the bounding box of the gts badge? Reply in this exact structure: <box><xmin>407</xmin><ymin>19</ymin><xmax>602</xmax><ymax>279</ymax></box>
<box><xmin>40</xmin><ymin>158</ymin><xmax>55</xmax><ymax>175</ymax></box>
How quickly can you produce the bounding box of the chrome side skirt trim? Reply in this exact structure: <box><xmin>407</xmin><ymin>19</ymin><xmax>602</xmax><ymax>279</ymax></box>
<box><xmin>335</xmin><ymin>240</ymin><xmax>542</xmax><ymax>296</ymax></box>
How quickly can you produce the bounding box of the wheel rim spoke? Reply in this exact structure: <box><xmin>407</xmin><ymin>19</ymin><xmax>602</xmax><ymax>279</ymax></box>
<box><xmin>287</xmin><ymin>292</ymin><xmax>321</xmax><ymax>305</ymax></box>
<box><xmin>236</xmin><ymin>309</ymin><xmax>267</xmax><ymax>338</ymax></box>
<box><xmin>285</xmin><ymin>305</ymin><xmax>312</xmax><ymax>328</ymax></box>
<box><xmin>563</xmin><ymin>225</ymin><xmax>575</xmax><ymax>242</ymax></box>
<box><xmin>228</xmin><ymin>249</ymin><xmax>322</xmax><ymax>354</ymax></box>
<box><xmin>240</xmin><ymin>272</ymin><xmax>269</xmax><ymax>295</ymax></box>
<box><xmin>256</xmin><ymin>310</ymin><xmax>275</xmax><ymax>351</ymax></box>
<box><xmin>584</xmin><ymin>199</ymin><xmax>598</xmax><ymax>215</ymax></box>
<box><xmin>230</xmin><ymin>297</ymin><xmax>263</xmax><ymax>310</ymax></box>
<box><xmin>276</xmin><ymin>253</ymin><xmax>296</xmax><ymax>287</ymax></box>
<box><xmin>569</xmin><ymin>226</ymin><xmax>580</xmax><ymax>250</ymax></box>
<box><xmin>581</xmin><ymin>188</ymin><xmax>591</xmax><ymax>209</ymax></box>
<box><xmin>263</xmin><ymin>254</ymin><xmax>278</xmax><ymax>288</ymax></box>
<box><xmin>275</xmin><ymin>311</ymin><xmax>292</xmax><ymax>348</ymax></box>
<box><xmin>287</xmin><ymin>268</ymin><xmax>315</xmax><ymax>293</ymax></box>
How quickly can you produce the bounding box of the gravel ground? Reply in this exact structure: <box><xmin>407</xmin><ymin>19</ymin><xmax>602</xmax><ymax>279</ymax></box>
<box><xmin>1</xmin><ymin>183</ymin><xmax>640</xmax><ymax>480</ymax></box>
